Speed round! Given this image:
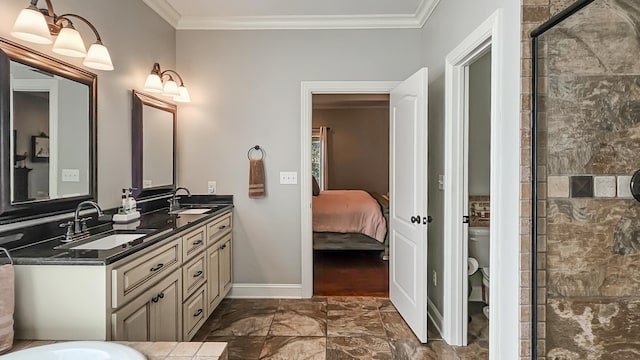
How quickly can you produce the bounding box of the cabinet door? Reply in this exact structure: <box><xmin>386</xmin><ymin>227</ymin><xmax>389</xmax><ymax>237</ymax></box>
<box><xmin>219</xmin><ymin>234</ymin><xmax>232</xmax><ymax>295</ymax></box>
<box><xmin>153</xmin><ymin>273</ymin><xmax>182</xmax><ymax>341</ymax></box>
<box><xmin>112</xmin><ymin>294</ymin><xmax>152</xmax><ymax>341</ymax></box>
<box><xmin>207</xmin><ymin>246</ymin><xmax>220</xmax><ymax>314</ymax></box>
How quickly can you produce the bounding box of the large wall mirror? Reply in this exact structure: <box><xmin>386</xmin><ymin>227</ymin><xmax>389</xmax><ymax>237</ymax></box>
<box><xmin>132</xmin><ymin>90</ymin><xmax>176</xmax><ymax>198</ymax></box>
<box><xmin>0</xmin><ymin>38</ymin><xmax>97</xmax><ymax>222</ymax></box>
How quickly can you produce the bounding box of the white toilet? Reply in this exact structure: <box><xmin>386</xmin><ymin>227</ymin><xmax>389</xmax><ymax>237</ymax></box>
<box><xmin>468</xmin><ymin>227</ymin><xmax>490</xmax><ymax>318</ymax></box>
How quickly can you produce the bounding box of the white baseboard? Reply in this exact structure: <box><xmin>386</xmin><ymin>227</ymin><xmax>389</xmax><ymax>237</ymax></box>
<box><xmin>427</xmin><ymin>297</ymin><xmax>444</xmax><ymax>337</ymax></box>
<box><xmin>228</xmin><ymin>283</ymin><xmax>303</xmax><ymax>298</ymax></box>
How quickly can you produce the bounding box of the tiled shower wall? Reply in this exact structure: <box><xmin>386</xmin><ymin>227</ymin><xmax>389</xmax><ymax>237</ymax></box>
<box><xmin>522</xmin><ymin>0</ymin><xmax>640</xmax><ymax>359</ymax></box>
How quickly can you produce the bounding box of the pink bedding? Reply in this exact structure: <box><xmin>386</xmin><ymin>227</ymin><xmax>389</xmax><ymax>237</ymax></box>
<box><xmin>312</xmin><ymin>190</ymin><xmax>387</xmax><ymax>243</ymax></box>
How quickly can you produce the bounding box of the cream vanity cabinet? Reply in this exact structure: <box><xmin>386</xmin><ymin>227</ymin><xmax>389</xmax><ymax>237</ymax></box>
<box><xmin>13</xmin><ymin>209</ymin><xmax>233</xmax><ymax>342</ymax></box>
<box><xmin>111</xmin><ymin>209</ymin><xmax>233</xmax><ymax>342</ymax></box>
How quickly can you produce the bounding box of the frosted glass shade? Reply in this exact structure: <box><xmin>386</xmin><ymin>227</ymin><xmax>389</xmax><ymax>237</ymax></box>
<box><xmin>52</xmin><ymin>27</ymin><xmax>87</xmax><ymax>57</ymax></box>
<box><xmin>83</xmin><ymin>43</ymin><xmax>114</xmax><ymax>71</ymax></box>
<box><xmin>174</xmin><ymin>86</ymin><xmax>191</xmax><ymax>103</ymax></box>
<box><xmin>143</xmin><ymin>74</ymin><xmax>163</xmax><ymax>93</ymax></box>
<box><xmin>11</xmin><ymin>8</ymin><xmax>53</xmax><ymax>45</ymax></box>
<box><xmin>163</xmin><ymin>80</ymin><xmax>180</xmax><ymax>97</ymax></box>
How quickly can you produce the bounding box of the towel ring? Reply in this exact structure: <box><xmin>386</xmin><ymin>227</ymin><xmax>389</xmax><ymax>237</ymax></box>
<box><xmin>247</xmin><ymin>145</ymin><xmax>265</xmax><ymax>160</ymax></box>
<box><xmin>0</xmin><ymin>247</ymin><xmax>13</xmax><ymax>265</ymax></box>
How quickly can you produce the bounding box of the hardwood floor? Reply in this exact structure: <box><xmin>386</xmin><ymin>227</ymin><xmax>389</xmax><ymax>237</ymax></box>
<box><xmin>313</xmin><ymin>250</ymin><xmax>388</xmax><ymax>297</ymax></box>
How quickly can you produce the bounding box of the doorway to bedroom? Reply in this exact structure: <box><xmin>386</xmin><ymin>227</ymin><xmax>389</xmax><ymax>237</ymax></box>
<box><xmin>310</xmin><ymin>93</ymin><xmax>391</xmax><ymax>297</ymax></box>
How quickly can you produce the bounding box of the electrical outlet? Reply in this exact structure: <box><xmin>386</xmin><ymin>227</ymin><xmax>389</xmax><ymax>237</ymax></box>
<box><xmin>61</xmin><ymin>169</ymin><xmax>80</xmax><ymax>182</ymax></box>
<box><xmin>279</xmin><ymin>171</ymin><xmax>297</xmax><ymax>185</ymax></box>
<box><xmin>207</xmin><ymin>181</ymin><xmax>217</xmax><ymax>195</ymax></box>
<box><xmin>432</xmin><ymin>270</ymin><xmax>437</xmax><ymax>287</ymax></box>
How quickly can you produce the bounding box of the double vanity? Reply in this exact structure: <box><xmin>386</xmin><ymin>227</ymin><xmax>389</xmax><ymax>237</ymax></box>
<box><xmin>7</xmin><ymin>198</ymin><xmax>233</xmax><ymax>342</ymax></box>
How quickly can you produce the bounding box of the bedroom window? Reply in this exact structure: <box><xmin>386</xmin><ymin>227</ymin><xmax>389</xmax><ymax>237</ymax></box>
<box><xmin>312</xmin><ymin>126</ymin><xmax>328</xmax><ymax>190</ymax></box>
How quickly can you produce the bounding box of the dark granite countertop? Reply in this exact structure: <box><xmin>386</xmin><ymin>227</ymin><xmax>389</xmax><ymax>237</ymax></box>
<box><xmin>2</xmin><ymin>195</ymin><xmax>233</xmax><ymax>266</ymax></box>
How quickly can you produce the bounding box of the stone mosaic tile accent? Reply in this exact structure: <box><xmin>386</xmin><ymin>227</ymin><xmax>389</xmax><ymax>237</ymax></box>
<box><xmin>547</xmin><ymin>176</ymin><xmax>569</xmax><ymax>198</ymax></box>
<box><xmin>569</xmin><ymin>176</ymin><xmax>593</xmax><ymax>198</ymax></box>
<box><xmin>617</xmin><ymin>175</ymin><xmax>632</xmax><ymax>198</ymax></box>
<box><xmin>594</xmin><ymin>176</ymin><xmax>616</xmax><ymax>198</ymax></box>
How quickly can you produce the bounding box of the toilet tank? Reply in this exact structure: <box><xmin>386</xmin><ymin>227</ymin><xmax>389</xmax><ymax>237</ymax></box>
<box><xmin>469</xmin><ymin>227</ymin><xmax>490</xmax><ymax>268</ymax></box>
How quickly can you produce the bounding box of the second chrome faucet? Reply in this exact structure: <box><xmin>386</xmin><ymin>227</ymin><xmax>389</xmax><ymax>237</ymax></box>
<box><xmin>168</xmin><ymin>187</ymin><xmax>191</xmax><ymax>212</ymax></box>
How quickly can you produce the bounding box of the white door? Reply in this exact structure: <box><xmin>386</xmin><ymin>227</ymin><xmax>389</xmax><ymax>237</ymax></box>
<box><xmin>389</xmin><ymin>68</ymin><xmax>429</xmax><ymax>343</ymax></box>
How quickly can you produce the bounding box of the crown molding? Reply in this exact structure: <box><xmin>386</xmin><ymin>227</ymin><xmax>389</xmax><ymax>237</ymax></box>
<box><xmin>178</xmin><ymin>14</ymin><xmax>421</xmax><ymax>30</ymax></box>
<box><xmin>144</xmin><ymin>0</ymin><xmax>440</xmax><ymax>30</ymax></box>
<box><xmin>416</xmin><ymin>0</ymin><xmax>440</xmax><ymax>28</ymax></box>
<box><xmin>142</xmin><ymin>0</ymin><xmax>180</xmax><ymax>28</ymax></box>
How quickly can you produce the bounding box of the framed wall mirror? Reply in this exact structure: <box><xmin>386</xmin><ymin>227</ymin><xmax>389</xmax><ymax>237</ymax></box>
<box><xmin>131</xmin><ymin>90</ymin><xmax>176</xmax><ymax>199</ymax></box>
<box><xmin>0</xmin><ymin>38</ymin><xmax>97</xmax><ymax>222</ymax></box>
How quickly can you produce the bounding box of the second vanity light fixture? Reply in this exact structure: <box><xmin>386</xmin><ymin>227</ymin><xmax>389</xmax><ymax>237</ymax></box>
<box><xmin>143</xmin><ymin>62</ymin><xmax>191</xmax><ymax>103</ymax></box>
<box><xmin>10</xmin><ymin>0</ymin><xmax>114</xmax><ymax>71</ymax></box>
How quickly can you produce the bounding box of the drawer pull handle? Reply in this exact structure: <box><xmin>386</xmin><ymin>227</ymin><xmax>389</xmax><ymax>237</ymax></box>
<box><xmin>158</xmin><ymin>292</ymin><xmax>165</xmax><ymax>299</ymax></box>
<box><xmin>193</xmin><ymin>308</ymin><xmax>203</xmax><ymax>317</ymax></box>
<box><xmin>193</xmin><ymin>270</ymin><xmax>203</xmax><ymax>278</ymax></box>
<box><xmin>152</xmin><ymin>295</ymin><xmax>159</xmax><ymax>303</ymax></box>
<box><xmin>220</xmin><ymin>244</ymin><xmax>226</xmax><ymax>250</ymax></box>
<box><xmin>218</xmin><ymin>225</ymin><xmax>227</xmax><ymax>230</ymax></box>
<box><xmin>192</xmin><ymin>240</ymin><xmax>203</xmax><ymax>246</ymax></box>
<box><xmin>150</xmin><ymin>263</ymin><xmax>164</xmax><ymax>272</ymax></box>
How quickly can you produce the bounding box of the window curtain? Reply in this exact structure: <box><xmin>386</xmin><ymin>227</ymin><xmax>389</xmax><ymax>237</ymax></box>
<box><xmin>312</xmin><ymin>126</ymin><xmax>329</xmax><ymax>191</ymax></box>
<box><xmin>319</xmin><ymin>126</ymin><xmax>328</xmax><ymax>190</ymax></box>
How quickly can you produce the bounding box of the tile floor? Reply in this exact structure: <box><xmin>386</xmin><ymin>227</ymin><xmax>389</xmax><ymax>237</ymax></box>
<box><xmin>193</xmin><ymin>297</ymin><xmax>489</xmax><ymax>359</ymax></box>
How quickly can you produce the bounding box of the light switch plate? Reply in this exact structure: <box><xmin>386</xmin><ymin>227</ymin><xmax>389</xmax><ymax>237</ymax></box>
<box><xmin>280</xmin><ymin>171</ymin><xmax>297</xmax><ymax>185</ymax></box>
<box><xmin>438</xmin><ymin>175</ymin><xmax>444</xmax><ymax>190</ymax></box>
<box><xmin>207</xmin><ymin>181</ymin><xmax>217</xmax><ymax>195</ymax></box>
<box><xmin>62</xmin><ymin>169</ymin><xmax>80</xmax><ymax>182</ymax></box>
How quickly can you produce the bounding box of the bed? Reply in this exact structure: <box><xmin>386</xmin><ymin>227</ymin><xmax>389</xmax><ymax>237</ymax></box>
<box><xmin>312</xmin><ymin>190</ymin><xmax>389</xmax><ymax>256</ymax></box>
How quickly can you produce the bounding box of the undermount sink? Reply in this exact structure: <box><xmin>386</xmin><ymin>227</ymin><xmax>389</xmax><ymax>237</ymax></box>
<box><xmin>176</xmin><ymin>208</ymin><xmax>212</xmax><ymax>215</ymax></box>
<box><xmin>70</xmin><ymin>233</ymin><xmax>147</xmax><ymax>250</ymax></box>
<box><xmin>2</xmin><ymin>341</ymin><xmax>146</xmax><ymax>360</ymax></box>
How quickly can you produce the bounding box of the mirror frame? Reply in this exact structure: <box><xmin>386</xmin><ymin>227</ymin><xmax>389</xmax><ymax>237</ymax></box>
<box><xmin>131</xmin><ymin>90</ymin><xmax>176</xmax><ymax>199</ymax></box>
<box><xmin>0</xmin><ymin>38</ymin><xmax>97</xmax><ymax>222</ymax></box>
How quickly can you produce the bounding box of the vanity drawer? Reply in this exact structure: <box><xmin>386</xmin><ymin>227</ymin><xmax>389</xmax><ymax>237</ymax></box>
<box><xmin>206</xmin><ymin>212</ymin><xmax>232</xmax><ymax>247</ymax></box>
<box><xmin>183</xmin><ymin>252</ymin><xmax>206</xmax><ymax>299</ymax></box>
<box><xmin>182</xmin><ymin>226</ymin><xmax>206</xmax><ymax>261</ymax></box>
<box><xmin>112</xmin><ymin>238</ymin><xmax>182</xmax><ymax>308</ymax></box>
<box><xmin>183</xmin><ymin>285</ymin><xmax>207</xmax><ymax>341</ymax></box>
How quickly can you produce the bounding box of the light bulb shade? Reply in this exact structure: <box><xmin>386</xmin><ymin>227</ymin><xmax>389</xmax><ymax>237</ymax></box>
<box><xmin>83</xmin><ymin>43</ymin><xmax>114</xmax><ymax>71</ymax></box>
<box><xmin>174</xmin><ymin>86</ymin><xmax>191</xmax><ymax>103</ymax></box>
<box><xmin>163</xmin><ymin>80</ymin><xmax>180</xmax><ymax>97</ymax></box>
<box><xmin>143</xmin><ymin>73</ymin><xmax>163</xmax><ymax>93</ymax></box>
<box><xmin>11</xmin><ymin>8</ymin><xmax>53</xmax><ymax>45</ymax></box>
<box><xmin>52</xmin><ymin>27</ymin><xmax>87</xmax><ymax>58</ymax></box>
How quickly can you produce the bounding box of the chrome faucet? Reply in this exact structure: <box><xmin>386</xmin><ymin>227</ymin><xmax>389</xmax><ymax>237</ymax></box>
<box><xmin>73</xmin><ymin>201</ymin><xmax>104</xmax><ymax>235</ymax></box>
<box><xmin>59</xmin><ymin>200</ymin><xmax>104</xmax><ymax>242</ymax></box>
<box><xmin>168</xmin><ymin>187</ymin><xmax>191</xmax><ymax>212</ymax></box>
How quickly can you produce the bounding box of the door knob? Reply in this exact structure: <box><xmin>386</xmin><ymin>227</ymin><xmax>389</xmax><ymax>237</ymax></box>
<box><xmin>410</xmin><ymin>216</ymin><xmax>419</xmax><ymax>224</ymax></box>
<box><xmin>423</xmin><ymin>216</ymin><xmax>432</xmax><ymax>224</ymax></box>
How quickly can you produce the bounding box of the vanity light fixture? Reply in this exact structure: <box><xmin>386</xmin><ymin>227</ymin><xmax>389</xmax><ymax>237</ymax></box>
<box><xmin>143</xmin><ymin>63</ymin><xmax>191</xmax><ymax>103</ymax></box>
<box><xmin>10</xmin><ymin>0</ymin><xmax>114</xmax><ymax>71</ymax></box>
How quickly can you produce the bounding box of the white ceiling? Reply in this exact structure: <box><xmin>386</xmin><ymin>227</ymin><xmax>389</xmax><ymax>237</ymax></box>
<box><xmin>142</xmin><ymin>0</ymin><xmax>440</xmax><ymax>30</ymax></box>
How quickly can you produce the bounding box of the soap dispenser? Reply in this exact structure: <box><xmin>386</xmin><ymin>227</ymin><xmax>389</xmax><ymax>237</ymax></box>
<box><xmin>120</xmin><ymin>188</ymin><xmax>128</xmax><ymax>214</ymax></box>
<box><xmin>127</xmin><ymin>188</ymin><xmax>137</xmax><ymax>213</ymax></box>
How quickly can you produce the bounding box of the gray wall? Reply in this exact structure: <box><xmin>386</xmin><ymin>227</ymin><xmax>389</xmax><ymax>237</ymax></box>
<box><xmin>468</xmin><ymin>52</ymin><xmax>491</xmax><ymax>197</ymax></box>
<box><xmin>420</xmin><ymin>0</ymin><xmax>521</xmax><ymax>328</ymax></box>
<box><xmin>176</xmin><ymin>29</ymin><xmax>421</xmax><ymax>284</ymax></box>
<box><xmin>57</xmin><ymin>79</ymin><xmax>90</xmax><ymax>197</ymax></box>
<box><xmin>312</xmin><ymin>107</ymin><xmax>390</xmax><ymax>194</ymax></box>
<box><xmin>0</xmin><ymin>0</ymin><xmax>176</xmax><ymax>210</ymax></box>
